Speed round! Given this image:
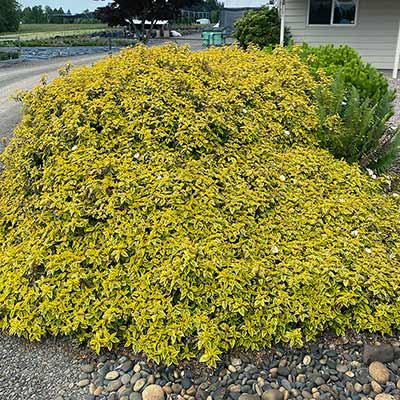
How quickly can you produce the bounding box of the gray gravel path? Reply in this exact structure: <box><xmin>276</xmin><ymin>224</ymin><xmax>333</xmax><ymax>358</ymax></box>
<box><xmin>0</xmin><ymin>334</ymin><xmax>93</xmax><ymax>399</ymax></box>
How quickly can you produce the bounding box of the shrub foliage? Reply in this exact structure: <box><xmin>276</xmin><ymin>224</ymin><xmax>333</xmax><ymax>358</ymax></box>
<box><xmin>234</xmin><ymin>7</ymin><xmax>289</xmax><ymax>49</ymax></box>
<box><xmin>0</xmin><ymin>45</ymin><xmax>399</xmax><ymax>365</ymax></box>
<box><xmin>295</xmin><ymin>44</ymin><xmax>399</xmax><ymax>170</ymax></box>
<box><xmin>298</xmin><ymin>44</ymin><xmax>392</xmax><ymax>103</ymax></box>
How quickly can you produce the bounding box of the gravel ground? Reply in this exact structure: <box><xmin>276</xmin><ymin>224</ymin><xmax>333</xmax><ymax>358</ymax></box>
<box><xmin>0</xmin><ymin>334</ymin><xmax>94</xmax><ymax>399</ymax></box>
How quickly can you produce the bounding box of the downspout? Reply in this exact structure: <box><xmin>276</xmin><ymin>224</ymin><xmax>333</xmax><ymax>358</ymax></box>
<box><xmin>393</xmin><ymin>18</ymin><xmax>400</xmax><ymax>79</ymax></box>
<box><xmin>280</xmin><ymin>0</ymin><xmax>286</xmax><ymax>46</ymax></box>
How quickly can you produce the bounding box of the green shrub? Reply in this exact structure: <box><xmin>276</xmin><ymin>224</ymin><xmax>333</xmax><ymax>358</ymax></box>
<box><xmin>234</xmin><ymin>7</ymin><xmax>290</xmax><ymax>49</ymax></box>
<box><xmin>315</xmin><ymin>72</ymin><xmax>400</xmax><ymax>169</ymax></box>
<box><xmin>293</xmin><ymin>44</ymin><xmax>399</xmax><ymax>170</ymax></box>
<box><xmin>298</xmin><ymin>44</ymin><xmax>393</xmax><ymax>103</ymax></box>
<box><xmin>0</xmin><ymin>45</ymin><xmax>399</xmax><ymax>366</ymax></box>
<box><xmin>0</xmin><ymin>51</ymin><xmax>19</xmax><ymax>61</ymax></box>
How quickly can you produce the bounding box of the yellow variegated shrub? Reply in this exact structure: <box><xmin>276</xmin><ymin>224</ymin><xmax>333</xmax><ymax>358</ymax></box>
<box><xmin>0</xmin><ymin>45</ymin><xmax>399</xmax><ymax>366</ymax></box>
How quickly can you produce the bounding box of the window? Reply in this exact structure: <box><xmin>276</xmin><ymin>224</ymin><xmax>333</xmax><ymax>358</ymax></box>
<box><xmin>308</xmin><ymin>0</ymin><xmax>357</xmax><ymax>25</ymax></box>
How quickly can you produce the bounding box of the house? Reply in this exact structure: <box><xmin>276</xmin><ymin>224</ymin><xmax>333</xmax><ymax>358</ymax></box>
<box><xmin>220</xmin><ymin>0</ymin><xmax>276</xmax><ymax>32</ymax></box>
<box><xmin>279</xmin><ymin>0</ymin><xmax>400</xmax><ymax>78</ymax></box>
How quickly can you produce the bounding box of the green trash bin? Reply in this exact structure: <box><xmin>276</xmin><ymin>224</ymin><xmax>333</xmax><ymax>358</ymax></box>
<box><xmin>202</xmin><ymin>31</ymin><xmax>211</xmax><ymax>47</ymax></box>
<box><xmin>209</xmin><ymin>30</ymin><xmax>226</xmax><ymax>47</ymax></box>
<box><xmin>202</xmin><ymin>29</ymin><xmax>226</xmax><ymax>47</ymax></box>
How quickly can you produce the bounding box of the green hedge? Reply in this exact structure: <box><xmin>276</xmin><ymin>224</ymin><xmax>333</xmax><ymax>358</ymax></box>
<box><xmin>0</xmin><ymin>45</ymin><xmax>399</xmax><ymax>366</ymax></box>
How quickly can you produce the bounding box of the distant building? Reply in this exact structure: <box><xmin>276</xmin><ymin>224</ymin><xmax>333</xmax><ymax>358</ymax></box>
<box><xmin>220</xmin><ymin>0</ymin><xmax>277</xmax><ymax>32</ymax></box>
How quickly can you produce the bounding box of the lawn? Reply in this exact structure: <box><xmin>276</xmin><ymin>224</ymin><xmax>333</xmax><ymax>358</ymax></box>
<box><xmin>0</xmin><ymin>23</ymin><xmax>111</xmax><ymax>40</ymax></box>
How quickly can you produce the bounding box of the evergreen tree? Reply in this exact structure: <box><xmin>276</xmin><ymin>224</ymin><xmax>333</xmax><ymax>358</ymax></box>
<box><xmin>0</xmin><ymin>0</ymin><xmax>20</xmax><ymax>33</ymax></box>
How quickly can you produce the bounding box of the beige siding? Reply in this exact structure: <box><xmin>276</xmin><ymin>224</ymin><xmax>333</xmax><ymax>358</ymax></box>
<box><xmin>286</xmin><ymin>0</ymin><xmax>400</xmax><ymax>69</ymax></box>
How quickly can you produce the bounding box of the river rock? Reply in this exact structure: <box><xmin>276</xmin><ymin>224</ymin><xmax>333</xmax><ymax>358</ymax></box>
<box><xmin>363</xmin><ymin>344</ymin><xmax>394</xmax><ymax>364</ymax></box>
<box><xmin>368</xmin><ymin>362</ymin><xmax>390</xmax><ymax>384</ymax></box>
<box><xmin>375</xmin><ymin>395</ymin><xmax>396</xmax><ymax>400</ymax></box>
<box><xmin>142</xmin><ymin>384</ymin><xmax>165</xmax><ymax>400</ymax></box>
<box><xmin>262</xmin><ymin>389</ymin><xmax>283</xmax><ymax>400</ymax></box>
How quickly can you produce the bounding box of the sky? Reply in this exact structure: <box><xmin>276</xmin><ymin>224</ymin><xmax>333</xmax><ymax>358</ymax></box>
<box><xmin>19</xmin><ymin>0</ymin><xmax>106</xmax><ymax>13</ymax></box>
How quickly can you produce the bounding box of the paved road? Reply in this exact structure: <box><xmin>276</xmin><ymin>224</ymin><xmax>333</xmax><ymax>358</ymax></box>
<box><xmin>0</xmin><ymin>52</ymin><xmax>109</xmax><ymax>153</ymax></box>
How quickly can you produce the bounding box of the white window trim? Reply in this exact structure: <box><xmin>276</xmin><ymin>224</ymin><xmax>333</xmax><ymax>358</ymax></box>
<box><xmin>306</xmin><ymin>0</ymin><xmax>359</xmax><ymax>27</ymax></box>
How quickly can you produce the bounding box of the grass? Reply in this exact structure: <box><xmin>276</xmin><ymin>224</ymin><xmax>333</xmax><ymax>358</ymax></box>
<box><xmin>0</xmin><ymin>23</ymin><xmax>111</xmax><ymax>40</ymax></box>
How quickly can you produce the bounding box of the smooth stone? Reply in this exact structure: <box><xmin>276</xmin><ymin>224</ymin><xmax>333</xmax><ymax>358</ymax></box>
<box><xmin>277</xmin><ymin>367</ymin><xmax>290</xmax><ymax>377</ymax></box>
<box><xmin>228</xmin><ymin>384</ymin><xmax>241</xmax><ymax>393</ymax></box>
<box><xmin>281</xmin><ymin>379</ymin><xmax>291</xmax><ymax>391</ymax></box>
<box><xmin>368</xmin><ymin>362</ymin><xmax>390</xmax><ymax>384</ymax></box>
<box><xmin>262</xmin><ymin>389</ymin><xmax>283</xmax><ymax>400</ymax></box>
<box><xmin>186</xmin><ymin>385</ymin><xmax>196</xmax><ymax>396</ymax></box>
<box><xmin>371</xmin><ymin>380</ymin><xmax>383</xmax><ymax>394</ymax></box>
<box><xmin>375</xmin><ymin>395</ymin><xmax>396</xmax><ymax>400</ymax></box>
<box><xmin>303</xmin><ymin>356</ymin><xmax>312</xmax><ymax>366</ymax></box>
<box><xmin>133</xmin><ymin>363</ymin><xmax>142</xmax><ymax>373</ymax></box>
<box><xmin>129</xmin><ymin>393</ymin><xmax>142</xmax><ymax>400</ymax></box>
<box><xmin>363</xmin><ymin>344</ymin><xmax>394</xmax><ymax>364</ymax></box>
<box><xmin>354</xmin><ymin>383</ymin><xmax>363</xmax><ymax>393</ymax></box>
<box><xmin>314</xmin><ymin>377</ymin><xmax>325</xmax><ymax>386</ymax></box>
<box><xmin>133</xmin><ymin>378</ymin><xmax>146</xmax><ymax>392</ymax></box>
<box><xmin>171</xmin><ymin>383</ymin><xmax>182</xmax><ymax>394</ymax></box>
<box><xmin>362</xmin><ymin>383</ymin><xmax>371</xmax><ymax>395</ymax></box>
<box><xmin>81</xmin><ymin>364</ymin><xmax>94</xmax><ymax>374</ymax></box>
<box><xmin>182</xmin><ymin>377</ymin><xmax>192</xmax><ymax>389</ymax></box>
<box><xmin>356</xmin><ymin>368</ymin><xmax>370</xmax><ymax>385</ymax></box>
<box><xmin>93</xmin><ymin>386</ymin><xmax>104</xmax><ymax>396</ymax></box>
<box><xmin>229</xmin><ymin>365</ymin><xmax>238</xmax><ymax>373</ymax></box>
<box><xmin>142</xmin><ymin>384</ymin><xmax>165</xmax><ymax>400</ymax></box>
<box><xmin>78</xmin><ymin>379</ymin><xmax>90</xmax><ymax>388</ymax></box>
<box><xmin>238</xmin><ymin>395</ymin><xmax>259</xmax><ymax>400</ymax></box>
<box><xmin>336</xmin><ymin>364</ymin><xmax>348</xmax><ymax>373</ymax></box>
<box><xmin>106</xmin><ymin>379</ymin><xmax>123</xmax><ymax>392</ymax></box>
<box><xmin>121</xmin><ymin>373</ymin><xmax>131</xmax><ymax>385</ymax></box>
<box><xmin>231</xmin><ymin>357</ymin><xmax>242</xmax><ymax>367</ymax></box>
<box><xmin>105</xmin><ymin>371</ymin><xmax>120</xmax><ymax>381</ymax></box>
<box><xmin>130</xmin><ymin>372</ymin><xmax>142</xmax><ymax>385</ymax></box>
<box><xmin>122</xmin><ymin>360</ymin><xmax>134</xmax><ymax>372</ymax></box>
<box><xmin>270</xmin><ymin>368</ymin><xmax>278</xmax><ymax>379</ymax></box>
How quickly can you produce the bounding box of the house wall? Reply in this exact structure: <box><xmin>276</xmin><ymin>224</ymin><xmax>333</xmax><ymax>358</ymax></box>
<box><xmin>285</xmin><ymin>0</ymin><xmax>400</xmax><ymax>69</ymax></box>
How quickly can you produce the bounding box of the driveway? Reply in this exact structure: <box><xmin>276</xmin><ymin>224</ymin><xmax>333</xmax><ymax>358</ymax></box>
<box><xmin>0</xmin><ymin>53</ymin><xmax>109</xmax><ymax>153</ymax></box>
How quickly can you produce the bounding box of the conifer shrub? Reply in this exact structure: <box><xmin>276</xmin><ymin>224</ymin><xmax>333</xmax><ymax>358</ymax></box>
<box><xmin>293</xmin><ymin>44</ymin><xmax>399</xmax><ymax>170</ymax></box>
<box><xmin>0</xmin><ymin>45</ymin><xmax>399</xmax><ymax>366</ymax></box>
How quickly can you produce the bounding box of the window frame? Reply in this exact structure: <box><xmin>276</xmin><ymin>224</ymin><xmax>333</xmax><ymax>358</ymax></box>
<box><xmin>306</xmin><ymin>0</ymin><xmax>359</xmax><ymax>27</ymax></box>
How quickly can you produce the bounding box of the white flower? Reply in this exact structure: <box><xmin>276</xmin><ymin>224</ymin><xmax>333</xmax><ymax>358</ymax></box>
<box><xmin>350</xmin><ymin>230</ymin><xmax>358</xmax><ymax>238</ymax></box>
<box><xmin>134</xmin><ymin>153</ymin><xmax>140</xmax><ymax>159</ymax></box>
<box><xmin>157</xmin><ymin>175</ymin><xmax>162</xmax><ymax>180</ymax></box>
<box><xmin>365</xmin><ymin>248</ymin><xmax>372</xmax><ymax>254</ymax></box>
<box><xmin>339</xmin><ymin>198</ymin><xmax>345</xmax><ymax>203</ymax></box>
<box><xmin>366</xmin><ymin>168</ymin><xmax>377</xmax><ymax>179</ymax></box>
<box><xmin>271</xmin><ymin>245</ymin><xmax>279</xmax><ymax>254</ymax></box>
<box><xmin>279</xmin><ymin>175</ymin><xmax>286</xmax><ymax>182</ymax></box>
<box><xmin>243</xmin><ymin>108</ymin><xmax>248</xmax><ymax>113</ymax></box>
<box><xmin>393</xmin><ymin>193</ymin><xmax>399</xmax><ymax>198</ymax></box>
<box><xmin>284</xmin><ymin>130</ymin><xmax>291</xmax><ymax>136</ymax></box>
<box><xmin>71</xmin><ymin>145</ymin><xmax>78</xmax><ymax>151</ymax></box>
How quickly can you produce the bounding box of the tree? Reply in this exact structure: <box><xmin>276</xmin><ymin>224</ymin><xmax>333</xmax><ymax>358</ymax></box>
<box><xmin>234</xmin><ymin>6</ymin><xmax>290</xmax><ymax>49</ymax></box>
<box><xmin>0</xmin><ymin>0</ymin><xmax>20</xmax><ymax>33</ymax></box>
<box><xmin>95</xmin><ymin>0</ymin><xmax>200</xmax><ymax>41</ymax></box>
